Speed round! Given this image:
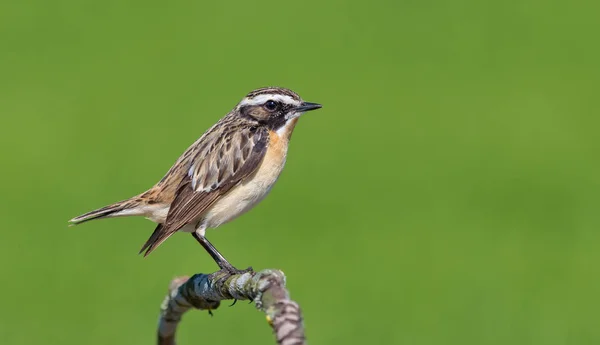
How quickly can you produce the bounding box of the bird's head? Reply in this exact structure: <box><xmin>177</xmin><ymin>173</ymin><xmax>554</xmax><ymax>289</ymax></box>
<box><xmin>235</xmin><ymin>87</ymin><xmax>322</xmax><ymax>130</ymax></box>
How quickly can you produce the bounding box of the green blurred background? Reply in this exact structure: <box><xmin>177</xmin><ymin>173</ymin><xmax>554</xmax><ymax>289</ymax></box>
<box><xmin>1</xmin><ymin>0</ymin><xmax>599</xmax><ymax>344</ymax></box>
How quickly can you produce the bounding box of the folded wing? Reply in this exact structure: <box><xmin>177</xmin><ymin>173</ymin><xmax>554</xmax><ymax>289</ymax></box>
<box><xmin>140</xmin><ymin>125</ymin><xmax>269</xmax><ymax>255</ymax></box>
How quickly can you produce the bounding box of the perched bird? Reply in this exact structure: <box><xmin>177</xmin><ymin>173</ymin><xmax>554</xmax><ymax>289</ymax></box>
<box><xmin>69</xmin><ymin>87</ymin><xmax>322</xmax><ymax>273</ymax></box>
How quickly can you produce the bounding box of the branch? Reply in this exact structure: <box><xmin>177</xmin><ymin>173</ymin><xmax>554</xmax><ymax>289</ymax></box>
<box><xmin>158</xmin><ymin>269</ymin><xmax>306</xmax><ymax>345</ymax></box>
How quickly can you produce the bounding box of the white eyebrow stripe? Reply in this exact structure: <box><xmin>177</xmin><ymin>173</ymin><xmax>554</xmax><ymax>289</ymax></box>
<box><xmin>239</xmin><ymin>94</ymin><xmax>301</xmax><ymax>107</ymax></box>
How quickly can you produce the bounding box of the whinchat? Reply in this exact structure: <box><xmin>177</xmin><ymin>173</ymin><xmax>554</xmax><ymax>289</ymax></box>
<box><xmin>69</xmin><ymin>87</ymin><xmax>322</xmax><ymax>273</ymax></box>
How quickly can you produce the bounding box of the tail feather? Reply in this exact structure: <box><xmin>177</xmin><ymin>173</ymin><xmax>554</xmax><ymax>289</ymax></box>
<box><xmin>71</xmin><ymin>195</ymin><xmax>172</xmax><ymax>257</ymax></box>
<box><xmin>69</xmin><ymin>199</ymin><xmax>136</xmax><ymax>225</ymax></box>
<box><xmin>139</xmin><ymin>224</ymin><xmax>174</xmax><ymax>257</ymax></box>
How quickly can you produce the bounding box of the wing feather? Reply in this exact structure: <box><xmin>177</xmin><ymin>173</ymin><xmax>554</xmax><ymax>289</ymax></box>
<box><xmin>141</xmin><ymin>125</ymin><xmax>269</xmax><ymax>255</ymax></box>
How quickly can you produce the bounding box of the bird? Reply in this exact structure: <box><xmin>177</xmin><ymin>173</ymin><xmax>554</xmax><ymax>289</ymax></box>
<box><xmin>69</xmin><ymin>87</ymin><xmax>322</xmax><ymax>274</ymax></box>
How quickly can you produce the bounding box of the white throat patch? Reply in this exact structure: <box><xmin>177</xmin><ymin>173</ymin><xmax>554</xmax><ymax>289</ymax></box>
<box><xmin>276</xmin><ymin>118</ymin><xmax>297</xmax><ymax>136</ymax></box>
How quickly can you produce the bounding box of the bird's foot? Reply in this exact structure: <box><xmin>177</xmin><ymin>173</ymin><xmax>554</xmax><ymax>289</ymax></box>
<box><xmin>223</xmin><ymin>265</ymin><xmax>253</xmax><ymax>276</ymax></box>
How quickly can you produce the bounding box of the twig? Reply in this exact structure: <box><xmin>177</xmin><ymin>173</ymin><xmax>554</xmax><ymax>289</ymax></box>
<box><xmin>158</xmin><ymin>269</ymin><xmax>306</xmax><ymax>345</ymax></box>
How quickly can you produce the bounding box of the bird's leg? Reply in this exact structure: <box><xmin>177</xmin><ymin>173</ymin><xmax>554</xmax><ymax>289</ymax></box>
<box><xmin>191</xmin><ymin>232</ymin><xmax>252</xmax><ymax>275</ymax></box>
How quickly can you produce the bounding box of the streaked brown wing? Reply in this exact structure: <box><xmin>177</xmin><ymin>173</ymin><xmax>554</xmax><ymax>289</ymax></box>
<box><xmin>169</xmin><ymin>125</ymin><xmax>269</xmax><ymax>227</ymax></box>
<box><xmin>140</xmin><ymin>125</ymin><xmax>269</xmax><ymax>255</ymax></box>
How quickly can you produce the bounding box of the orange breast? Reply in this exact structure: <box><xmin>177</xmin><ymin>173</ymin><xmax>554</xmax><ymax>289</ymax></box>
<box><xmin>201</xmin><ymin>120</ymin><xmax>298</xmax><ymax>228</ymax></box>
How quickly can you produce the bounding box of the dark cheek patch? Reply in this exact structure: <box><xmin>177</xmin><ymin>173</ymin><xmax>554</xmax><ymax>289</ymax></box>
<box><xmin>250</xmin><ymin>108</ymin><xmax>270</xmax><ymax>121</ymax></box>
<box><xmin>240</xmin><ymin>104</ymin><xmax>289</xmax><ymax>130</ymax></box>
<box><xmin>240</xmin><ymin>105</ymin><xmax>269</xmax><ymax>122</ymax></box>
<box><xmin>267</xmin><ymin>114</ymin><xmax>288</xmax><ymax>131</ymax></box>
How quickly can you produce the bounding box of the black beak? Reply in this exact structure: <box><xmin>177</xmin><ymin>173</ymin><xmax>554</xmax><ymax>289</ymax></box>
<box><xmin>295</xmin><ymin>102</ymin><xmax>322</xmax><ymax>112</ymax></box>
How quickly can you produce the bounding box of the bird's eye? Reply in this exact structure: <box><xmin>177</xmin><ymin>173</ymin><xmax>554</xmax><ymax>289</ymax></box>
<box><xmin>264</xmin><ymin>100</ymin><xmax>279</xmax><ymax>111</ymax></box>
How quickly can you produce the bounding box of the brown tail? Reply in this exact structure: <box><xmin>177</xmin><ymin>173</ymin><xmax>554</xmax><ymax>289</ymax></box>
<box><xmin>139</xmin><ymin>223</ymin><xmax>175</xmax><ymax>257</ymax></box>
<box><xmin>69</xmin><ymin>199</ymin><xmax>139</xmax><ymax>225</ymax></box>
<box><xmin>71</xmin><ymin>195</ymin><xmax>172</xmax><ymax>257</ymax></box>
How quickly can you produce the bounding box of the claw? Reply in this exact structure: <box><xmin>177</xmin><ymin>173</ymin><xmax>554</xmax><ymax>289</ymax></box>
<box><xmin>225</xmin><ymin>266</ymin><xmax>254</xmax><ymax>276</ymax></box>
<box><xmin>230</xmin><ymin>299</ymin><xmax>238</xmax><ymax>307</ymax></box>
<box><xmin>208</xmin><ymin>309</ymin><xmax>213</xmax><ymax>317</ymax></box>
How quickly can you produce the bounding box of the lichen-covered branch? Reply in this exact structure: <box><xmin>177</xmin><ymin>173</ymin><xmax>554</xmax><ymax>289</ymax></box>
<box><xmin>158</xmin><ymin>269</ymin><xmax>306</xmax><ymax>345</ymax></box>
